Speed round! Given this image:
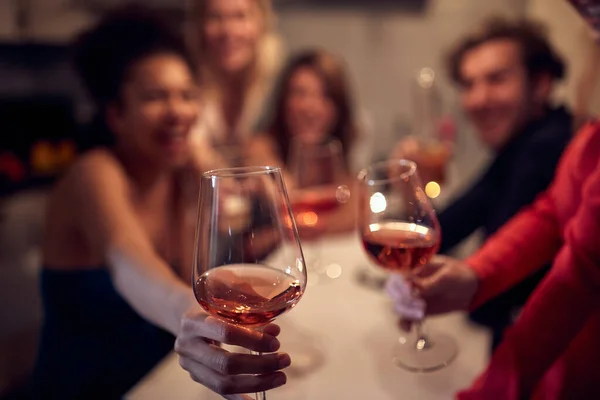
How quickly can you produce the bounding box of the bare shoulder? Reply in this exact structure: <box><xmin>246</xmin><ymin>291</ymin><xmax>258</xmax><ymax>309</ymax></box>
<box><xmin>62</xmin><ymin>149</ymin><xmax>128</xmax><ymax>191</ymax></box>
<box><xmin>43</xmin><ymin>149</ymin><xmax>130</xmax><ymax>266</ymax></box>
<box><xmin>51</xmin><ymin>149</ymin><xmax>130</xmax><ymax>208</ymax></box>
<box><xmin>70</xmin><ymin>149</ymin><xmax>126</xmax><ymax>180</ymax></box>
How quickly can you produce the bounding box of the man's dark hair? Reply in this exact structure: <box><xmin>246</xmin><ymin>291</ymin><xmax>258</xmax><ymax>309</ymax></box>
<box><xmin>447</xmin><ymin>17</ymin><xmax>566</xmax><ymax>85</ymax></box>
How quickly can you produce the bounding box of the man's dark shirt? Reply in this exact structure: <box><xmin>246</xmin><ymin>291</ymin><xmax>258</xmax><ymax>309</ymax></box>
<box><xmin>439</xmin><ymin>106</ymin><xmax>573</xmax><ymax>253</ymax></box>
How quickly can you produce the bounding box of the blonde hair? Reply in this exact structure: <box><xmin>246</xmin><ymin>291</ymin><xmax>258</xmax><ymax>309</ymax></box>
<box><xmin>186</xmin><ymin>0</ymin><xmax>283</xmax><ymax>138</ymax></box>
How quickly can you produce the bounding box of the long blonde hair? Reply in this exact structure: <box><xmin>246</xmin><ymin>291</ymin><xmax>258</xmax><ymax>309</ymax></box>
<box><xmin>186</xmin><ymin>0</ymin><xmax>283</xmax><ymax>138</ymax></box>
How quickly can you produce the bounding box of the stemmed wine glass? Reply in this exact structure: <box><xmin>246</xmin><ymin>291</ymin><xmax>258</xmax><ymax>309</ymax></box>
<box><xmin>357</xmin><ymin>159</ymin><xmax>457</xmax><ymax>372</ymax></box>
<box><xmin>287</xmin><ymin>138</ymin><xmax>349</xmax><ymax>282</ymax></box>
<box><xmin>193</xmin><ymin>166</ymin><xmax>308</xmax><ymax>399</ymax></box>
<box><xmin>394</xmin><ymin>68</ymin><xmax>455</xmax><ymax>203</ymax></box>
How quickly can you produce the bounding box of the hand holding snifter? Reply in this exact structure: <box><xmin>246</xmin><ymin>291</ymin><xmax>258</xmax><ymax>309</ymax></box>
<box><xmin>193</xmin><ymin>166</ymin><xmax>307</xmax><ymax>399</ymax></box>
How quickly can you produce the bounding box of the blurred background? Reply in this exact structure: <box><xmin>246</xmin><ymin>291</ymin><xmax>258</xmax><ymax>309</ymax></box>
<box><xmin>1</xmin><ymin>0</ymin><xmax>598</xmax><ymax>395</ymax></box>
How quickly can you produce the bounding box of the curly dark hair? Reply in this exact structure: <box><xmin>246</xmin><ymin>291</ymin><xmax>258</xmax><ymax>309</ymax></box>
<box><xmin>73</xmin><ymin>3</ymin><xmax>196</xmax><ymax>110</ymax></box>
<box><xmin>72</xmin><ymin>4</ymin><xmax>196</xmax><ymax>149</ymax></box>
<box><xmin>267</xmin><ymin>49</ymin><xmax>357</xmax><ymax>166</ymax></box>
<box><xmin>447</xmin><ymin>17</ymin><xmax>566</xmax><ymax>86</ymax></box>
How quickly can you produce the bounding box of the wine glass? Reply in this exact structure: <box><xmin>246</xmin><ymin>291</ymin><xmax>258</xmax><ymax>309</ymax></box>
<box><xmin>287</xmin><ymin>138</ymin><xmax>350</xmax><ymax>282</ymax></box>
<box><xmin>395</xmin><ymin>67</ymin><xmax>455</xmax><ymax>201</ymax></box>
<box><xmin>193</xmin><ymin>166</ymin><xmax>308</xmax><ymax>400</ymax></box>
<box><xmin>357</xmin><ymin>159</ymin><xmax>457</xmax><ymax>372</ymax></box>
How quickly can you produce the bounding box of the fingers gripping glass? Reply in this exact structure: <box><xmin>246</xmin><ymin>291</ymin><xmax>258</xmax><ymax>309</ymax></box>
<box><xmin>193</xmin><ymin>166</ymin><xmax>308</xmax><ymax>399</ymax></box>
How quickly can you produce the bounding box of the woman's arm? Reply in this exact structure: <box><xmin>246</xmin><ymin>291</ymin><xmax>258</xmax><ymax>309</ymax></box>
<box><xmin>69</xmin><ymin>151</ymin><xmax>193</xmax><ymax>334</ymax></box>
<box><xmin>65</xmin><ymin>151</ymin><xmax>289</xmax><ymax>396</ymax></box>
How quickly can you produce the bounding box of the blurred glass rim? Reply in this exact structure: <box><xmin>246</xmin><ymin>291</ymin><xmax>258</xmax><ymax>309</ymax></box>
<box><xmin>357</xmin><ymin>159</ymin><xmax>417</xmax><ymax>186</ymax></box>
<box><xmin>202</xmin><ymin>165</ymin><xmax>283</xmax><ymax>179</ymax></box>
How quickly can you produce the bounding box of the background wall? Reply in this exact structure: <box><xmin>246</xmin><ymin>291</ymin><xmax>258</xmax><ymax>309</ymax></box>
<box><xmin>0</xmin><ymin>0</ymin><xmax>94</xmax><ymax>42</ymax></box>
<box><xmin>1</xmin><ymin>0</ymin><xmax>526</xmax><ymax>171</ymax></box>
<box><xmin>276</xmin><ymin>0</ymin><xmax>526</xmax><ymax>173</ymax></box>
<box><xmin>527</xmin><ymin>0</ymin><xmax>600</xmax><ymax>118</ymax></box>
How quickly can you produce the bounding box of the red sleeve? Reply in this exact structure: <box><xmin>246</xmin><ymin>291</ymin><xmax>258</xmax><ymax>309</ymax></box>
<box><xmin>466</xmin><ymin>190</ymin><xmax>562</xmax><ymax>309</ymax></box>
<box><xmin>458</xmin><ymin>157</ymin><xmax>600</xmax><ymax>399</ymax></box>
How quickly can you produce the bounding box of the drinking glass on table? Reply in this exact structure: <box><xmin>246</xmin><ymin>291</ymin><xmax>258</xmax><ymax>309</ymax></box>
<box><xmin>193</xmin><ymin>166</ymin><xmax>308</xmax><ymax>400</ymax></box>
<box><xmin>287</xmin><ymin>138</ymin><xmax>350</xmax><ymax>282</ymax></box>
<box><xmin>357</xmin><ymin>159</ymin><xmax>457</xmax><ymax>372</ymax></box>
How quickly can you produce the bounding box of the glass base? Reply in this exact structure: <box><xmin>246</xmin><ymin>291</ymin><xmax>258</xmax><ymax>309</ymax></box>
<box><xmin>392</xmin><ymin>332</ymin><xmax>458</xmax><ymax>372</ymax></box>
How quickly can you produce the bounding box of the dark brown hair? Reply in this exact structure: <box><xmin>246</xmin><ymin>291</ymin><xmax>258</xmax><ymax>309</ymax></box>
<box><xmin>447</xmin><ymin>17</ymin><xmax>566</xmax><ymax>85</ymax></box>
<box><xmin>266</xmin><ymin>49</ymin><xmax>357</xmax><ymax>165</ymax></box>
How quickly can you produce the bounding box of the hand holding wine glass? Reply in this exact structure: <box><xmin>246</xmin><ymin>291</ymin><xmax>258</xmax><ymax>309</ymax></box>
<box><xmin>193</xmin><ymin>166</ymin><xmax>307</xmax><ymax>399</ymax></box>
<box><xmin>175</xmin><ymin>311</ymin><xmax>289</xmax><ymax>399</ymax></box>
<box><xmin>358</xmin><ymin>159</ymin><xmax>457</xmax><ymax>372</ymax></box>
<box><xmin>385</xmin><ymin>256</ymin><xmax>479</xmax><ymax>330</ymax></box>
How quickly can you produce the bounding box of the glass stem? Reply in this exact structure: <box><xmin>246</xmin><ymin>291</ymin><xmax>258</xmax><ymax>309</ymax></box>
<box><xmin>414</xmin><ymin>321</ymin><xmax>430</xmax><ymax>351</ymax></box>
<box><xmin>252</xmin><ymin>351</ymin><xmax>266</xmax><ymax>400</ymax></box>
<box><xmin>408</xmin><ymin>276</ymin><xmax>430</xmax><ymax>351</ymax></box>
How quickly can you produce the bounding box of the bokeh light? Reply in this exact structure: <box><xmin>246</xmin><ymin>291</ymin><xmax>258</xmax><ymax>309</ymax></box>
<box><xmin>425</xmin><ymin>181</ymin><xmax>441</xmax><ymax>199</ymax></box>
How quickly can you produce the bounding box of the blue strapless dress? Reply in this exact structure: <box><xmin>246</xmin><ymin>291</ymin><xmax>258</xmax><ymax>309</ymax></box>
<box><xmin>30</xmin><ymin>268</ymin><xmax>174</xmax><ymax>399</ymax></box>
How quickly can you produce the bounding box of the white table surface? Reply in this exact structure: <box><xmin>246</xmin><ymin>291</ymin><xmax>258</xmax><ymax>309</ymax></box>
<box><xmin>127</xmin><ymin>234</ymin><xmax>490</xmax><ymax>400</ymax></box>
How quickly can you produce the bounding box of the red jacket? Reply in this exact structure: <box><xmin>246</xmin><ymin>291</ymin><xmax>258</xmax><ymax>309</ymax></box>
<box><xmin>459</xmin><ymin>122</ymin><xmax>600</xmax><ymax>399</ymax></box>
